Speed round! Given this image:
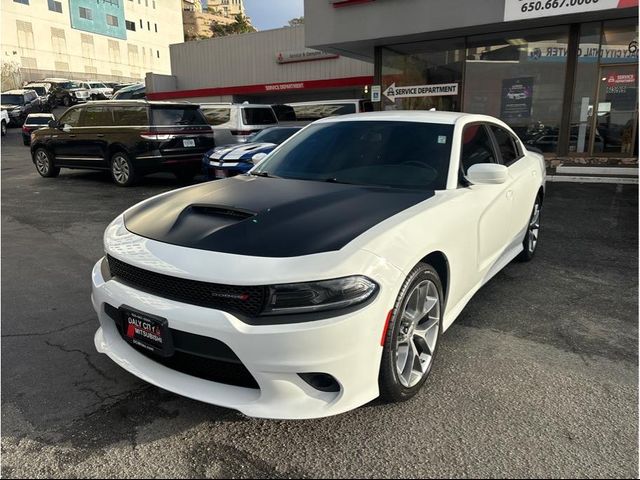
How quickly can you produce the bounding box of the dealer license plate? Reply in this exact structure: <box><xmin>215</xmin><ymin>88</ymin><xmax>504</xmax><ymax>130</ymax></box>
<box><xmin>183</xmin><ymin>139</ymin><xmax>196</xmax><ymax>147</ymax></box>
<box><xmin>119</xmin><ymin>306</ymin><xmax>174</xmax><ymax>357</ymax></box>
<box><xmin>214</xmin><ymin>168</ymin><xmax>228</xmax><ymax>179</ymax></box>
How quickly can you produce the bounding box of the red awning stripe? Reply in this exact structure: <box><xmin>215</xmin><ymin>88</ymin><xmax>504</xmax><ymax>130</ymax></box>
<box><xmin>147</xmin><ymin>76</ymin><xmax>374</xmax><ymax>100</ymax></box>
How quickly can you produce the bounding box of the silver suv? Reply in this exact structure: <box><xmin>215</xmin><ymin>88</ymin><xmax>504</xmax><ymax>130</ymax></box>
<box><xmin>199</xmin><ymin>103</ymin><xmax>278</xmax><ymax>146</ymax></box>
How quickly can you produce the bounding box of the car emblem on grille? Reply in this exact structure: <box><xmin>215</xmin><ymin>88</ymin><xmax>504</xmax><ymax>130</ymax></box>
<box><xmin>211</xmin><ymin>292</ymin><xmax>250</xmax><ymax>301</ymax></box>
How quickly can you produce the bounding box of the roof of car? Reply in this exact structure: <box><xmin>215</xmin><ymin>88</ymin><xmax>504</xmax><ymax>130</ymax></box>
<box><xmin>314</xmin><ymin>110</ymin><xmax>479</xmax><ymax>125</ymax></box>
<box><xmin>25</xmin><ymin>83</ymin><xmax>50</xmax><ymax>87</ymax></box>
<box><xmin>2</xmin><ymin>89</ymin><xmax>35</xmax><ymax>95</ymax></box>
<box><xmin>26</xmin><ymin>113</ymin><xmax>55</xmax><ymax>117</ymax></box>
<box><xmin>200</xmin><ymin>103</ymin><xmax>273</xmax><ymax>108</ymax></box>
<box><xmin>74</xmin><ymin>100</ymin><xmax>195</xmax><ymax>108</ymax></box>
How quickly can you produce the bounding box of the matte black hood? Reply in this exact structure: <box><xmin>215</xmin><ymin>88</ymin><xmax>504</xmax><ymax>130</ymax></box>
<box><xmin>124</xmin><ymin>176</ymin><xmax>433</xmax><ymax>258</ymax></box>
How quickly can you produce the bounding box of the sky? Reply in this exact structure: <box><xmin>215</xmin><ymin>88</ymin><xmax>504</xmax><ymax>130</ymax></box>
<box><xmin>243</xmin><ymin>0</ymin><xmax>304</xmax><ymax>31</ymax></box>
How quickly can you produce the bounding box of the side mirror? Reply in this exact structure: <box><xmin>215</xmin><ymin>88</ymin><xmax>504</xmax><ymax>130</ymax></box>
<box><xmin>467</xmin><ymin>163</ymin><xmax>508</xmax><ymax>185</ymax></box>
<box><xmin>48</xmin><ymin>119</ymin><xmax>59</xmax><ymax>129</ymax></box>
<box><xmin>251</xmin><ymin>152</ymin><xmax>268</xmax><ymax>164</ymax></box>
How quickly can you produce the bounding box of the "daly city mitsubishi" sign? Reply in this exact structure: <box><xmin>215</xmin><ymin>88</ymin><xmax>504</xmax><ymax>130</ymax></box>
<box><xmin>505</xmin><ymin>0</ymin><xmax>638</xmax><ymax>21</ymax></box>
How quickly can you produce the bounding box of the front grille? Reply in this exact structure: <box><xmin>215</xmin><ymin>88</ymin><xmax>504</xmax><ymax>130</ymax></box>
<box><xmin>107</xmin><ymin>255</ymin><xmax>267</xmax><ymax>317</ymax></box>
<box><xmin>105</xmin><ymin>303</ymin><xmax>260</xmax><ymax>389</ymax></box>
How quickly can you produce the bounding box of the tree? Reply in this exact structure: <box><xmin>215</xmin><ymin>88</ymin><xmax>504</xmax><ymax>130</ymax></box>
<box><xmin>210</xmin><ymin>13</ymin><xmax>256</xmax><ymax>37</ymax></box>
<box><xmin>287</xmin><ymin>16</ymin><xmax>304</xmax><ymax>27</ymax></box>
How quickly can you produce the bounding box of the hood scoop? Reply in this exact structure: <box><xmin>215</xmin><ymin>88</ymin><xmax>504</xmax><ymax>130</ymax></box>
<box><xmin>167</xmin><ymin>204</ymin><xmax>256</xmax><ymax>242</ymax></box>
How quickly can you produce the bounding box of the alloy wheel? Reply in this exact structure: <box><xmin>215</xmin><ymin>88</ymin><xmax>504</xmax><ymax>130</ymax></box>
<box><xmin>394</xmin><ymin>280</ymin><xmax>440</xmax><ymax>388</ymax></box>
<box><xmin>112</xmin><ymin>155</ymin><xmax>130</xmax><ymax>185</ymax></box>
<box><xmin>35</xmin><ymin>150</ymin><xmax>50</xmax><ymax>175</ymax></box>
<box><xmin>528</xmin><ymin>201</ymin><xmax>541</xmax><ymax>254</ymax></box>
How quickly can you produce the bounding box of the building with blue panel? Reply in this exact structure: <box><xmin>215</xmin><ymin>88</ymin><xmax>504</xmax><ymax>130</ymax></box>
<box><xmin>69</xmin><ymin>0</ymin><xmax>127</xmax><ymax>40</ymax></box>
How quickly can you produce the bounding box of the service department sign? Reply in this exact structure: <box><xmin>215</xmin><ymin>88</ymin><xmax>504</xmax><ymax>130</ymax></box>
<box><xmin>505</xmin><ymin>0</ymin><xmax>638</xmax><ymax>21</ymax></box>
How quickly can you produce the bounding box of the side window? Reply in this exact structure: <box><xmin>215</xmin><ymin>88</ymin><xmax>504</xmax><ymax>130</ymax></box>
<box><xmin>58</xmin><ymin>108</ymin><xmax>82</xmax><ymax>127</ymax></box>
<box><xmin>113</xmin><ymin>106</ymin><xmax>148</xmax><ymax>125</ymax></box>
<box><xmin>460</xmin><ymin>124</ymin><xmax>497</xmax><ymax>175</ymax></box>
<box><xmin>81</xmin><ymin>106</ymin><xmax>114</xmax><ymax>127</ymax></box>
<box><xmin>202</xmin><ymin>107</ymin><xmax>231</xmax><ymax>126</ymax></box>
<box><xmin>490</xmin><ymin>125</ymin><xmax>521</xmax><ymax>166</ymax></box>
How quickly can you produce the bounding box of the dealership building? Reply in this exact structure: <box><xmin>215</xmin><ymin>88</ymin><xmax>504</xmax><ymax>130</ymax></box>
<box><xmin>149</xmin><ymin>0</ymin><xmax>638</xmax><ymax>164</ymax></box>
<box><xmin>305</xmin><ymin>0</ymin><xmax>638</xmax><ymax>162</ymax></box>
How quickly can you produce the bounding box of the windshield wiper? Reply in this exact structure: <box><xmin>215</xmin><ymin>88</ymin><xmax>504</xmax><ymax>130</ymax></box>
<box><xmin>250</xmin><ymin>171</ymin><xmax>280</xmax><ymax>178</ymax></box>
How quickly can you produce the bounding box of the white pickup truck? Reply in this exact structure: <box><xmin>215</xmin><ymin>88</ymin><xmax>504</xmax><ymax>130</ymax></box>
<box><xmin>1</xmin><ymin>108</ymin><xmax>8</xmax><ymax>136</ymax></box>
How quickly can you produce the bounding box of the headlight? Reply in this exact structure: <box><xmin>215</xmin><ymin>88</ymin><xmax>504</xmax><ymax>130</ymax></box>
<box><xmin>262</xmin><ymin>276</ymin><xmax>378</xmax><ymax>315</ymax></box>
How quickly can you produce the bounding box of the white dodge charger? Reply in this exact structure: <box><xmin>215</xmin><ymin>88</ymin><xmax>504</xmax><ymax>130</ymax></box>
<box><xmin>92</xmin><ymin>111</ymin><xmax>546</xmax><ymax>419</ymax></box>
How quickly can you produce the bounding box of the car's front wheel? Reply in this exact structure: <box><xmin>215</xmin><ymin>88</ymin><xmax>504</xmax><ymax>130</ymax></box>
<box><xmin>33</xmin><ymin>148</ymin><xmax>60</xmax><ymax>178</ymax></box>
<box><xmin>517</xmin><ymin>195</ymin><xmax>542</xmax><ymax>262</ymax></box>
<box><xmin>379</xmin><ymin>262</ymin><xmax>442</xmax><ymax>403</ymax></box>
<box><xmin>62</xmin><ymin>96</ymin><xmax>72</xmax><ymax>107</ymax></box>
<box><xmin>110</xmin><ymin>151</ymin><xmax>136</xmax><ymax>187</ymax></box>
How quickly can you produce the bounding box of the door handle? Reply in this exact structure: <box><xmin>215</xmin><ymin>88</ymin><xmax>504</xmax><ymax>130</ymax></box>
<box><xmin>97</xmin><ymin>134</ymin><xmax>105</xmax><ymax>138</ymax></box>
<box><xmin>69</xmin><ymin>134</ymin><xmax>76</xmax><ymax>138</ymax></box>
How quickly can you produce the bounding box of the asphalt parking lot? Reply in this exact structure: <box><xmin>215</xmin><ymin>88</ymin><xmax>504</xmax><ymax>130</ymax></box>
<box><xmin>1</xmin><ymin>123</ymin><xmax>638</xmax><ymax>478</ymax></box>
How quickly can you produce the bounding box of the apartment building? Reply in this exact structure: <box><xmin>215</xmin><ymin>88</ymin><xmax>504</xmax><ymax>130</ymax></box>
<box><xmin>206</xmin><ymin>0</ymin><xmax>245</xmax><ymax>18</ymax></box>
<box><xmin>1</xmin><ymin>0</ymin><xmax>184</xmax><ymax>85</ymax></box>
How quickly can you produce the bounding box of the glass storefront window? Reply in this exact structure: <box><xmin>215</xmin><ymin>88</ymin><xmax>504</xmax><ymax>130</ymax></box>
<box><xmin>463</xmin><ymin>27</ymin><xmax>570</xmax><ymax>152</ymax></box>
<box><xmin>381</xmin><ymin>39</ymin><xmax>465</xmax><ymax>112</ymax></box>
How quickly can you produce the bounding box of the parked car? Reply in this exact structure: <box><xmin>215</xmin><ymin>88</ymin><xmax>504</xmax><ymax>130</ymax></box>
<box><xmin>1</xmin><ymin>89</ymin><xmax>43</xmax><ymax>126</ymax></box>
<box><xmin>21</xmin><ymin>113</ymin><xmax>55</xmax><ymax>145</ymax></box>
<box><xmin>111</xmin><ymin>83</ymin><xmax>145</xmax><ymax>100</ymax></box>
<box><xmin>90</xmin><ymin>111</ymin><xmax>546</xmax><ymax>419</ymax></box>
<box><xmin>45</xmin><ymin>78</ymin><xmax>90</xmax><ymax>106</ymax></box>
<box><xmin>286</xmin><ymin>99</ymin><xmax>374</xmax><ymax>121</ymax></box>
<box><xmin>1</xmin><ymin>109</ymin><xmax>8</xmax><ymax>136</ymax></box>
<box><xmin>109</xmin><ymin>82</ymin><xmax>135</xmax><ymax>93</ymax></box>
<box><xmin>80</xmin><ymin>81</ymin><xmax>114</xmax><ymax>100</ymax></box>
<box><xmin>24</xmin><ymin>82</ymin><xmax>55</xmax><ymax>112</ymax></box>
<box><xmin>202</xmin><ymin>126</ymin><xmax>303</xmax><ymax>179</ymax></box>
<box><xmin>200</xmin><ymin>103</ymin><xmax>278</xmax><ymax>146</ymax></box>
<box><xmin>30</xmin><ymin>100</ymin><xmax>214</xmax><ymax>186</ymax></box>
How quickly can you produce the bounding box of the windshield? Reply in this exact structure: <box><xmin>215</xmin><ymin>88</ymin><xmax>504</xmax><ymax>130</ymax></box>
<box><xmin>241</xmin><ymin>107</ymin><xmax>277</xmax><ymax>125</ymax></box>
<box><xmin>28</xmin><ymin>87</ymin><xmax>46</xmax><ymax>96</ymax></box>
<box><xmin>251</xmin><ymin>127</ymin><xmax>300</xmax><ymax>144</ymax></box>
<box><xmin>254</xmin><ymin>121</ymin><xmax>453</xmax><ymax>191</ymax></box>
<box><xmin>61</xmin><ymin>82</ymin><xmax>82</xmax><ymax>89</ymax></box>
<box><xmin>1</xmin><ymin>94</ymin><xmax>24</xmax><ymax>105</ymax></box>
<box><xmin>290</xmin><ymin>103</ymin><xmax>356</xmax><ymax>121</ymax></box>
<box><xmin>90</xmin><ymin>83</ymin><xmax>106</xmax><ymax>88</ymax></box>
<box><xmin>25</xmin><ymin>116</ymin><xmax>52</xmax><ymax>125</ymax></box>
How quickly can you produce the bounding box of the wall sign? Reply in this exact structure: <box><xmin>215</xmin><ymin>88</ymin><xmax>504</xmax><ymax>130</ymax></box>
<box><xmin>371</xmin><ymin>85</ymin><xmax>381</xmax><ymax>102</ymax></box>
<box><xmin>504</xmin><ymin>0</ymin><xmax>638</xmax><ymax>22</ymax></box>
<box><xmin>383</xmin><ymin>82</ymin><xmax>459</xmax><ymax>101</ymax></box>
<box><xmin>276</xmin><ymin>49</ymin><xmax>339</xmax><ymax>64</ymax></box>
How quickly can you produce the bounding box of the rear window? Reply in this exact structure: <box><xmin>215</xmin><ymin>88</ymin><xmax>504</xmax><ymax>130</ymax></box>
<box><xmin>241</xmin><ymin>107</ymin><xmax>277</xmax><ymax>126</ymax></box>
<box><xmin>28</xmin><ymin>87</ymin><xmax>46</xmax><ymax>96</ymax></box>
<box><xmin>202</xmin><ymin>107</ymin><xmax>231</xmax><ymax>126</ymax></box>
<box><xmin>25</xmin><ymin>116</ymin><xmax>53</xmax><ymax>125</ymax></box>
<box><xmin>113</xmin><ymin>106</ymin><xmax>148</xmax><ymax>125</ymax></box>
<box><xmin>151</xmin><ymin>107</ymin><xmax>208</xmax><ymax>126</ymax></box>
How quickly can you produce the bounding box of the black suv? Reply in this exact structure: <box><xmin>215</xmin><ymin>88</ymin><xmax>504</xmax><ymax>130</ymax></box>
<box><xmin>30</xmin><ymin>101</ymin><xmax>215</xmax><ymax>186</ymax></box>
<box><xmin>1</xmin><ymin>90</ymin><xmax>43</xmax><ymax>126</ymax></box>
<box><xmin>46</xmin><ymin>79</ymin><xmax>90</xmax><ymax>106</ymax></box>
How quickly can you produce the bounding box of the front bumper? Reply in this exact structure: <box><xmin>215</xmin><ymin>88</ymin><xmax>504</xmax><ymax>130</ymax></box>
<box><xmin>92</xmin><ymin>257</ymin><xmax>395</xmax><ymax>419</ymax></box>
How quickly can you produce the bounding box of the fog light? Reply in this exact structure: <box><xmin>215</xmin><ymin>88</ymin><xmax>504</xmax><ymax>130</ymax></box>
<box><xmin>298</xmin><ymin>373</ymin><xmax>340</xmax><ymax>393</ymax></box>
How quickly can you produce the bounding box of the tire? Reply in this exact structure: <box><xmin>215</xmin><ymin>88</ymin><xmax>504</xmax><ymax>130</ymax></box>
<box><xmin>1</xmin><ymin>121</ymin><xmax>6</xmax><ymax>136</ymax></box>
<box><xmin>23</xmin><ymin>138</ymin><xmax>30</xmax><ymax>146</ymax></box>
<box><xmin>62</xmin><ymin>96</ymin><xmax>72</xmax><ymax>107</ymax></box>
<box><xmin>33</xmin><ymin>148</ymin><xmax>60</xmax><ymax>178</ymax></box>
<box><xmin>516</xmin><ymin>195</ymin><xmax>542</xmax><ymax>262</ymax></box>
<box><xmin>110</xmin><ymin>151</ymin><xmax>136</xmax><ymax>187</ymax></box>
<box><xmin>379</xmin><ymin>262</ymin><xmax>443</xmax><ymax>403</ymax></box>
